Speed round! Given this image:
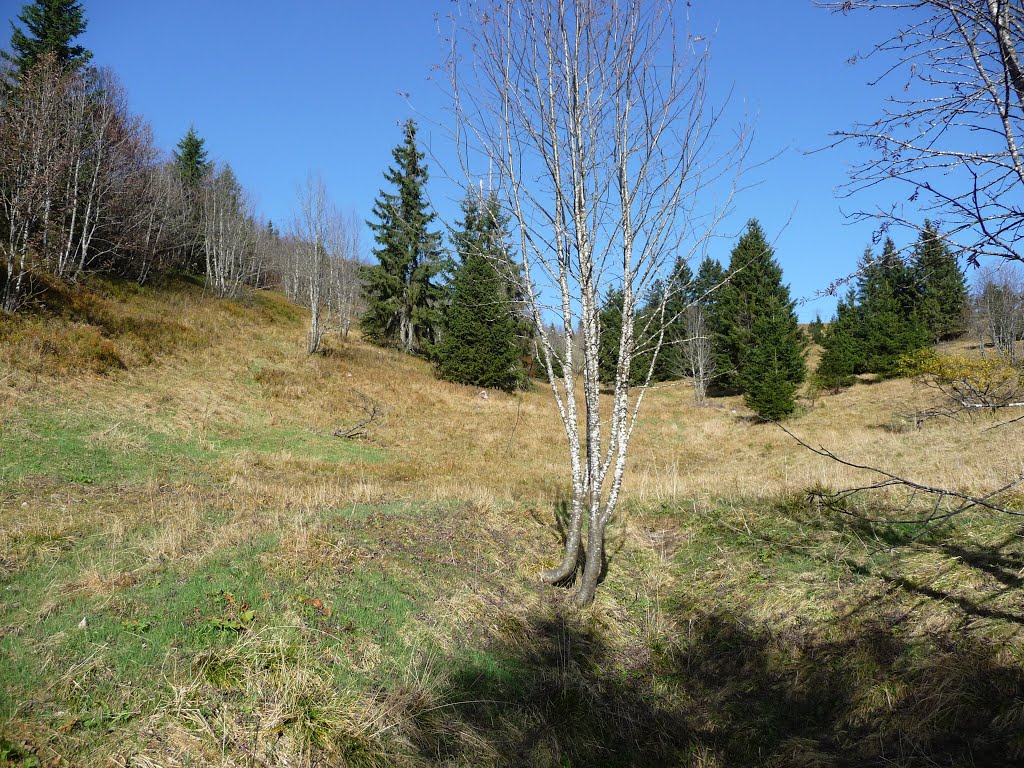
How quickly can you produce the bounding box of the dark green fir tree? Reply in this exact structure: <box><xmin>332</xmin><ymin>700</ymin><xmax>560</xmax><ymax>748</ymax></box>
<box><xmin>912</xmin><ymin>221</ymin><xmax>968</xmax><ymax>341</ymax></box>
<box><xmin>692</xmin><ymin>256</ymin><xmax>726</xmax><ymax>309</ymax></box>
<box><xmin>816</xmin><ymin>288</ymin><xmax>863</xmax><ymax>389</ymax></box>
<box><xmin>641</xmin><ymin>255</ymin><xmax>694</xmax><ymax>382</ymax></box>
<box><xmin>743</xmin><ymin>306</ymin><xmax>803</xmax><ymax>420</ymax></box>
<box><xmin>808</xmin><ymin>312</ymin><xmax>825</xmax><ymax>344</ymax></box>
<box><xmin>857</xmin><ymin>238</ymin><xmax>929</xmax><ymax>377</ymax></box>
<box><xmin>4</xmin><ymin>0</ymin><xmax>91</xmax><ymax>75</ymax></box>
<box><xmin>715</xmin><ymin>219</ymin><xmax>806</xmax><ymax>394</ymax></box>
<box><xmin>171</xmin><ymin>126</ymin><xmax>211</xmax><ymax>274</ymax></box>
<box><xmin>361</xmin><ymin>119</ymin><xmax>445</xmax><ymax>355</ymax></box>
<box><xmin>435</xmin><ymin>191</ymin><xmax>525</xmax><ymax>392</ymax></box>
<box><xmin>598</xmin><ymin>287</ymin><xmax>626</xmax><ymax>385</ymax></box>
<box><xmin>173</xmin><ymin>127</ymin><xmax>211</xmax><ymax>189</ymax></box>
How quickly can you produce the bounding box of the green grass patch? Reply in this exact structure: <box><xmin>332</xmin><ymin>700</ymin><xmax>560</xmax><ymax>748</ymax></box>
<box><xmin>0</xmin><ymin>408</ymin><xmax>385</xmax><ymax>490</ymax></box>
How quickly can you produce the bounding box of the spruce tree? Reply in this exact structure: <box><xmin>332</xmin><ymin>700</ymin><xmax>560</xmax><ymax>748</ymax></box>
<box><xmin>857</xmin><ymin>238</ymin><xmax>929</xmax><ymax>377</ymax></box>
<box><xmin>436</xmin><ymin>191</ymin><xmax>524</xmax><ymax>391</ymax></box>
<box><xmin>808</xmin><ymin>312</ymin><xmax>825</xmax><ymax>344</ymax></box>
<box><xmin>171</xmin><ymin>127</ymin><xmax>211</xmax><ymax>274</ymax></box>
<box><xmin>173</xmin><ymin>127</ymin><xmax>211</xmax><ymax>189</ymax></box>
<box><xmin>361</xmin><ymin>120</ymin><xmax>444</xmax><ymax>355</ymax></box>
<box><xmin>743</xmin><ymin>306</ymin><xmax>802</xmax><ymax>420</ymax></box>
<box><xmin>692</xmin><ymin>256</ymin><xmax>726</xmax><ymax>308</ymax></box>
<box><xmin>598</xmin><ymin>287</ymin><xmax>626</xmax><ymax>385</ymax></box>
<box><xmin>643</xmin><ymin>256</ymin><xmax>694</xmax><ymax>382</ymax></box>
<box><xmin>912</xmin><ymin>221</ymin><xmax>968</xmax><ymax>341</ymax></box>
<box><xmin>816</xmin><ymin>288</ymin><xmax>863</xmax><ymax>389</ymax></box>
<box><xmin>715</xmin><ymin>219</ymin><xmax>806</xmax><ymax>394</ymax></box>
<box><xmin>4</xmin><ymin>0</ymin><xmax>90</xmax><ymax>74</ymax></box>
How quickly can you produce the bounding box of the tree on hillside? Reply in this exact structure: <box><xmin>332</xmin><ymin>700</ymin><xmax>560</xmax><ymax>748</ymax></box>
<box><xmin>361</xmin><ymin>119</ymin><xmax>444</xmax><ymax>355</ymax></box>
<box><xmin>597</xmin><ymin>287</ymin><xmax>628</xmax><ymax>386</ymax></box>
<box><xmin>450</xmin><ymin>0</ymin><xmax>748</xmax><ymax>605</ymax></box>
<box><xmin>808</xmin><ymin>313</ymin><xmax>825</xmax><ymax>344</ymax></box>
<box><xmin>293</xmin><ymin>173</ymin><xmax>331</xmax><ymax>354</ymax></box>
<box><xmin>641</xmin><ymin>255</ymin><xmax>694</xmax><ymax>383</ymax></box>
<box><xmin>973</xmin><ymin>265</ymin><xmax>1024</xmax><ymax>363</ymax></box>
<box><xmin>816</xmin><ymin>288</ymin><xmax>863</xmax><ymax>389</ymax></box>
<box><xmin>743</xmin><ymin>307</ymin><xmax>803</xmax><ymax>420</ymax></box>
<box><xmin>715</xmin><ymin>219</ymin><xmax>806</xmax><ymax>395</ymax></box>
<box><xmin>173</xmin><ymin>127</ymin><xmax>211</xmax><ymax>189</ymax></box>
<box><xmin>685</xmin><ymin>256</ymin><xmax>726</xmax><ymax>402</ymax></box>
<box><xmin>3</xmin><ymin>0</ymin><xmax>91</xmax><ymax>75</ymax></box>
<box><xmin>857</xmin><ymin>238</ymin><xmax>929</xmax><ymax>377</ymax></box>
<box><xmin>912</xmin><ymin>221</ymin><xmax>968</xmax><ymax>342</ymax></box>
<box><xmin>436</xmin><ymin>190</ymin><xmax>524</xmax><ymax>391</ymax></box>
<box><xmin>203</xmin><ymin>164</ymin><xmax>261</xmax><ymax>298</ymax></box>
<box><xmin>172</xmin><ymin>126</ymin><xmax>211</xmax><ymax>273</ymax></box>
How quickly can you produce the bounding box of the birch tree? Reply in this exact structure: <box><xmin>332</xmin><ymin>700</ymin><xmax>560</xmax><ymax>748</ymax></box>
<box><xmin>820</xmin><ymin>0</ymin><xmax>1024</xmax><ymax>266</ymax></box>
<box><xmin>327</xmin><ymin>210</ymin><xmax>363</xmax><ymax>340</ymax></box>
<box><xmin>0</xmin><ymin>55</ymin><xmax>63</xmax><ymax>310</ymax></box>
<box><xmin>203</xmin><ymin>164</ymin><xmax>260</xmax><ymax>298</ymax></box>
<box><xmin>684</xmin><ymin>303</ymin><xmax>715</xmax><ymax>405</ymax></box>
<box><xmin>449</xmin><ymin>0</ymin><xmax>746</xmax><ymax>605</ymax></box>
<box><xmin>293</xmin><ymin>174</ymin><xmax>331</xmax><ymax>353</ymax></box>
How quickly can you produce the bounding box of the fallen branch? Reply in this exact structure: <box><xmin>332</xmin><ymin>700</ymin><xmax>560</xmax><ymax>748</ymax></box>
<box><xmin>333</xmin><ymin>390</ymin><xmax>389</xmax><ymax>440</ymax></box>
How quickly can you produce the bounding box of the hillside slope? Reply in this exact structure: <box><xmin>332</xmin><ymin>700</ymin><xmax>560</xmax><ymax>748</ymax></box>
<box><xmin>1</xmin><ymin>279</ymin><xmax>1023</xmax><ymax>767</ymax></box>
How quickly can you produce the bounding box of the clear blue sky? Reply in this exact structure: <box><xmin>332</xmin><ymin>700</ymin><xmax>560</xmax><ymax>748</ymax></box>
<box><xmin>4</xmin><ymin>0</ymin><xmax>924</xmax><ymax>320</ymax></box>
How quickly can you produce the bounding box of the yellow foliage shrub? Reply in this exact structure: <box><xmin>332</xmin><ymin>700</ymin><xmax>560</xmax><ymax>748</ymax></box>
<box><xmin>900</xmin><ymin>349</ymin><xmax>1022</xmax><ymax>408</ymax></box>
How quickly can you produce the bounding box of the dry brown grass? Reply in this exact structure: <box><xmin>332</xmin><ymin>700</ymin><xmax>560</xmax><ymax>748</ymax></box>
<box><xmin>2</xmin><ymin>278</ymin><xmax>1019</xmax><ymax>534</ymax></box>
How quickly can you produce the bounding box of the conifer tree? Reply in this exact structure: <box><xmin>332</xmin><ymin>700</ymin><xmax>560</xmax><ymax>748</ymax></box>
<box><xmin>808</xmin><ymin>312</ymin><xmax>825</xmax><ymax>344</ymax></box>
<box><xmin>642</xmin><ymin>256</ymin><xmax>694</xmax><ymax>381</ymax></box>
<box><xmin>173</xmin><ymin>127</ymin><xmax>211</xmax><ymax>189</ymax></box>
<box><xmin>598</xmin><ymin>287</ymin><xmax>626</xmax><ymax>385</ymax></box>
<box><xmin>858</xmin><ymin>238</ymin><xmax>929</xmax><ymax>377</ymax></box>
<box><xmin>171</xmin><ymin>127</ymin><xmax>211</xmax><ymax>274</ymax></box>
<box><xmin>4</xmin><ymin>0</ymin><xmax>90</xmax><ymax>74</ymax></box>
<box><xmin>743</xmin><ymin>306</ymin><xmax>802</xmax><ymax>420</ymax></box>
<box><xmin>912</xmin><ymin>221</ymin><xmax>968</xmax><ymax>341</ymax></box>
<box><xmin>436</xmin><ymin>191</ymin><xmax>524</xmax><ymax>391</ymax></box>
<box><xmin>681</xmin><ymin>256</ymin><xmax>726</xmax><ymax>401</ymax></box>
<box><xmin>816</xmin><ymin>288</ymin><xmax>863</xmax><ymax>389</ymax></box>
<box><xmin>692</xmin><ymin>256</ymin><xmax>726</xmax><ymax>309</ymax></box>
<box><xmin>715</xmin><ymin>219</ymin><xmax>806</xmax><ymax>394</ymax></box>
<box><xmin>361</xmin><ymin>120</ymin><xmax>444</xmax><ymax>355</ymax></box>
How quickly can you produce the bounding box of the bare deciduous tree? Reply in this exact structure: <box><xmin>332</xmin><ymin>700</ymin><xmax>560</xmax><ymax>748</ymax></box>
<box><xmin>203</xmin><ymin>164</ymin><xmax>261</xmax><ymax>298</ymax></box>
<box><xmin>449</xmin><ymin>0</ymin><xmax>746</xmax><ymax>605</ymax></box>
<box><xmin>288</xmin><ymin>177</ymin><xmax>363</xmax><ymax>352</ymax></box>
<box><xmin>327</xmin><ymin>210</ymin><xmax>363</xmax><ymax>341</ymax></box>
<box><xmin>820</xmin><ymin>0</ymin><xmax>1024</xmax><ymax>265</ymax></box>
<box><xmin>974</xmin><ymin>263</ymin><xmax>1024</xmax><ymax>361</ymax></box>
<box><xmin>684</xmin><ymin>303</ymin><xmax>716</xmax><ymax>405</ymax></box>
<box><xmin>0</xmin><ymin>55</ymin><xmax>62</xmax><ymax>310</ymax></box>
<box><xmin>293</xmin><ymin>174</ymin><xmax>331</xmax><ymax>353</ymax></box>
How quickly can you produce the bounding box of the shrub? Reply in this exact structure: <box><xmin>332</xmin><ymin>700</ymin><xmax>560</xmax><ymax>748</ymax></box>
<box><xmin>900</xmin><ymin>349</ymin><xmax>1022</xmax><ymax>410</ymax></box>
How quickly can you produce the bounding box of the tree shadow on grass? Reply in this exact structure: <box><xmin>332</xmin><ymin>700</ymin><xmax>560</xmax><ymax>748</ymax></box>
<box><xmin>411</xmin><ymin>600</ymin><xmax>1024</xmax><ymax>767</ymax></box>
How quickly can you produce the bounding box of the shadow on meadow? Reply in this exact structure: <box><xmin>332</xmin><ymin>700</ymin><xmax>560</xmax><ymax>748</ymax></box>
<box><xmin>410</xmin><ymin>595</ymin><xmax>1024</xmax><ymax>767</ymax></box>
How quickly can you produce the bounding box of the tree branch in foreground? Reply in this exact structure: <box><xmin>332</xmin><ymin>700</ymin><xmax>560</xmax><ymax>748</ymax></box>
<box><xmin>776</xmin><ymin>423</ymin><xmax>1024</xmax><ymax>526</ymax></box>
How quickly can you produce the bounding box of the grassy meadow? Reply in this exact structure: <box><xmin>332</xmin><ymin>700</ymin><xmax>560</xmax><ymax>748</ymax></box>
<box><xmin>1</xmin><ymin>278</ymin><xmax>1023</xmax><ymax>767</ymax></box>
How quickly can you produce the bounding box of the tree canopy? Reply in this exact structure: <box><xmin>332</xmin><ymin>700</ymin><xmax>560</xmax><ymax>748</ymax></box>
<box><xmin>4</xmin><ymin>0</ymin><xmax>91</xmax><ymax>75</ymax></box>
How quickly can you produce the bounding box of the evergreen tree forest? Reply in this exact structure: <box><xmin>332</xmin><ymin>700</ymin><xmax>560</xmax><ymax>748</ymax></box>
<box><xmin>816</xmin><ymin>229</ymin><xmax>967</xmax><ymax>388</ymax></box>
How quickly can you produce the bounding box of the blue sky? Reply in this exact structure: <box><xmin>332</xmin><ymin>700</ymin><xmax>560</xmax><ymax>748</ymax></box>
<box><xmin>6</xmin><ymin>0</ymin><xmax>927</xmax><ymax>320</ymax></box>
